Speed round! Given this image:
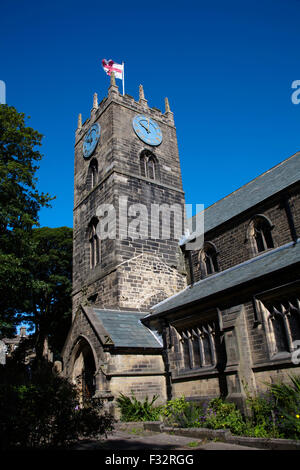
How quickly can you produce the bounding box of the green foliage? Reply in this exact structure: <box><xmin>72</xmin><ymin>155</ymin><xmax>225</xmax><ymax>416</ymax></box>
<box><xmin>204</xmin><ymin>398</ymin><xmax>246</xmax><ymax>435</ymax></box>
<box><xmin>268</xmin><ymin>375</ymin><xmax>300</xmax><ymax>439</ymax></box>
<box><xmin>243</xmin><ymin>422</ymin><xmax>280</xmax><ymax>438</ymax></box>
<box><xmin>24</xmin><ymin>226</ymin><xmax>73</xmax><ymax>358</ymax></box>
<box><xmin>162</xmin><ymin>395</ymin><xmax>189</xmax><ymax>419</ymax></box>
<box><xmin>115</xmin><ymin>378</ymin><xmax>300</xmax><ymax>440</ymax></box>
<box><xmin>246</xmin><ymin>392</ymin><xmax>273</xmax><ymax>426</ymax></box>
<box><xmin>244</xmin><ymin>390</ymin><xmax>282</xmax><ymax>438</ymax></box>
<box><xmin>187</xmin><ymin>441</ymin><xmax>200</xmax><ymax>448</ymax></box>
<box><xmin>116</xmin><ymin>393</ymin><xmax>162</xmax><ymax>422</ymax></box>
<box><xmin>242</xmin><ymin>375</ymin><xmax>300</xmax><ymax>439</ymax></box>
<box><xmin>171</xmin><ymin>402</ymin><xmax>205</xmax><ymax>428</ymax></box>
<box><xmin>0</xmin><ymin>360</ymin><xmax>114</xmax><ymax>449</ymax></box>
<box><xmin>162</xmin><ymin>396</ymin><xmax>205</xmax><ymax>428</ymax></box>
<box><xmin>163</xmin><ymin>378</ymin><xmax>300</xmax><ymax>439</ymax></box>
<box><xmin>0</xmin><ymin>104</ymin><xmax>53</xmax><ymax>335</ymax></box>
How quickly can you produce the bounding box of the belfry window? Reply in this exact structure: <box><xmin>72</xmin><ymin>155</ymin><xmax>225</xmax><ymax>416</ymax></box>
<box><xmin>88</xmin><ymin>219</ymin><xmax>100</xmax><ymax>269</ymax></box>
<box><xmin>199</xmin><ymin>242</ymin><xmax>219</xmax><ymax>277</ymax></box>
<box><xmin>87</xmin><ymin>158</ymin><xmax>98</xmax><ymax>190</ymax></box>
<box><xmin>254</xmin><ymin>219</ymin><xmax>274</xmax><ymax>252</ymax></box>
<box><xmin>248</xmin><ymin>215</ymin><xmax>274</xmax><ymax>254</ymax></box>
<box><xmin>139</xmin><ymin>150</ymin><xmax>158</xmax><ymax>180</ymax></box>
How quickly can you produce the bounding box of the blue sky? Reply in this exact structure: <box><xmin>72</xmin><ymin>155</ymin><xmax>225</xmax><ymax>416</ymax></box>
<box><xmin>1</xmin><ymin>0</ymin><xmax>300</xmax><ymax>228</ymax></box>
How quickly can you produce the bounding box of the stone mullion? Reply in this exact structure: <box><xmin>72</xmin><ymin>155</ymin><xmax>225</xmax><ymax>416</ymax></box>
<box><xmin>187</xmin><ymin>331</ymin><xmax>193</xmax><ymax>369</ymax></box>
<box><xmin>259</xmin><ymin>301</ymin><xmax>277</xmax><ymax>358</ymax></box>
<box><xmin>209</xmin><ymin>326</ymin><xmax>217</xmax><ymax>367</ymax></box>
<box><xmin>261</xmin><ymin>229</ymin><xmax>268</xmax><ymax>251</ymax></box>
<box><xmin>198</xmin><ymin>327</ymin><xmax>205</xmax><ymax>367</ymax></box>
<box><xmin>281</xmin><ymin>304</ymin><xmax>295</xmax><ymax>352</ymax></box>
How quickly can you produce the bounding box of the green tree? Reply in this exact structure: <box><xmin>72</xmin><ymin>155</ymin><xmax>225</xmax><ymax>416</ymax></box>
<box><xmin>0</xmin><ymin>105</ymin><xmax>52</xmax><ymax>336</ymax></box>
<box><xmin>24</xmin><ymin>226</ymin><xmax>73</xmax><ymax>360</ymax></box>
<box><xmin>0</xmin><ymin>360</ymin><xmax>115</xmax><ymax>450</ymax></box>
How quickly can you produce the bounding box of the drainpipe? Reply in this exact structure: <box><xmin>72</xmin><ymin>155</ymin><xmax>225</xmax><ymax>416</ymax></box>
<box><xmin>161</xmin><ymin>320</ymin><xmax>172</xmax><ymax>401</ymax></box>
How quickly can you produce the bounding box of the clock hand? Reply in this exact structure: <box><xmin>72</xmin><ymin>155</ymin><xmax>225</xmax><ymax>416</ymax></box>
<box><xmin>140</xmin><ymin>122</ymin><xmax>150</xmax><ymax>133</ymax></box>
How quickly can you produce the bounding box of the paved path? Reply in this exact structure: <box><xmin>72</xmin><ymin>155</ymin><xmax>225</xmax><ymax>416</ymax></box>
<box><xmin>74</xmin><ymin>429</ymin><xmax>260</xmax><ymax>451</ymax></box>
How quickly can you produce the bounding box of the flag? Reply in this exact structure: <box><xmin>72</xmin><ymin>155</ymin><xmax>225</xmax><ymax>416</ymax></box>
<box><xmin>102</xmin><ymin>59</ymin><xmax>124</xmax><ymax>80</ymax></box>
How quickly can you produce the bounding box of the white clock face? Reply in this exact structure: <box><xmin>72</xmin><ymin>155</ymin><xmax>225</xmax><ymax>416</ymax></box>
<box><xmin>83</xmin><ymin>123</ymin><xmax>101</xmax><ymax>158</ymax></box>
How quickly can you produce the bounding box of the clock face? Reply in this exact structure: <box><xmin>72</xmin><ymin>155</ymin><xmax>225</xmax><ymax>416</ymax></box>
<box><xmin>83</xmin><ymin>123</ymin><xmax>101</xmax><ymax>158</ymax></box>
<box><xmin>132</xmin><ymin>115</ymin><xmax>162</xmax><ymax>146</ymax></box>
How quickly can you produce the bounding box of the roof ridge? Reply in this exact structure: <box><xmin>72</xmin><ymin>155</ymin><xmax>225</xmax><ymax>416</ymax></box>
<box><xmin>191</xmin><ymin>151</ymin><xmax>300</xmax><ymax>220</ymax></box>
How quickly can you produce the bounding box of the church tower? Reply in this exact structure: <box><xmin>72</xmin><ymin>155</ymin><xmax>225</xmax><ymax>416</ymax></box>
<box><xmin>72</xmin><ymin>76</ymin><xmax>187</xmax><ymax>315</ymax></box>
<box><xmin>63</xmin><ymin>77</ymin><xmax>187</xmax><ymax>410</ymax></box>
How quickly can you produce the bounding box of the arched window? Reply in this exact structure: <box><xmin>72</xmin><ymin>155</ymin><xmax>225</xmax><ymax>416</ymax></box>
<box><xmin>139</xmin><ymin>150</ymin><xmax>158</xmax><ymax>180</ymax></box>
<box><xmin>201</xmin><ymin>326</ymin><xmax>214</xmax><ymax>366</ymax></box>
<box><xmin>248</xmin><ymin>215</ymin><xmax>274</xmax><ymax>254</ymax></box>
<box><xmin>87</xmin><ymin>158</ymin><xmax>98</xmax><ymax>190</ymax></box>
<box><xmin>269</xmin><ymin>307</ymin><xmax>289</xmax><ymax>353</ymax></box>
<box><xmin>259</xmin><ymin>296</ymin><xmax>300</xmax><ymax>357</ymax></box>
<box><xmin>179</xmin><ymin>322</ymin><xmax>217</xmax><ymax>370</ymax></box>
<box><xmin>88</xmin><ymin>219</ymin><xmax>100</xmax><ymax>268</ymax></box>
<box><xmin>199</xmin><ymin>242</ymin><xmax>219</xmax><ymax>277</ymax></box>
<box><xmin>289</xmin><ymin>300</ymin><xmax>300</xmax><ymax>343</ymax></box>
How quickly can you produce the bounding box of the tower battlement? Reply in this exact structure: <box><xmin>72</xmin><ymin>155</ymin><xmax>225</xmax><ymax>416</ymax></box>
<box><xmin>75</xmin><ymin>83</ymin><xmax>174</xmax><ymax>146</ymax></box>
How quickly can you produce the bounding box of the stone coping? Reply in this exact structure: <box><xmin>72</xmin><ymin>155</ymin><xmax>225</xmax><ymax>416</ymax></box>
<box><xmin>116</xmin><ymin>421</ymin><xmax>300</xmax><ymax>450</ymax></box>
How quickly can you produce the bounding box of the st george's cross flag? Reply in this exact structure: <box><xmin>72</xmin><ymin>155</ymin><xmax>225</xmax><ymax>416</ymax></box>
<box><xmin>102</xmin><ymin>59</ymin><xmax>124</xmax><ymax>80</ymax></box>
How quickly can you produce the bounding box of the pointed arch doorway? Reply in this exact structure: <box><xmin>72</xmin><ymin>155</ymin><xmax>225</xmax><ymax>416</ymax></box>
<box><xmin>72</xmin><ymin>337</ymin><xmax>96</xmax><ymax>402</ymax></box>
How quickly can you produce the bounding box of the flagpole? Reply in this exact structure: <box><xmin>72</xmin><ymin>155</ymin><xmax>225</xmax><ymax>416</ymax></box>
<box><xmin>122</xmin><ymin>62</ymin><xmax>125</xmax><ymax>96</ymax></box>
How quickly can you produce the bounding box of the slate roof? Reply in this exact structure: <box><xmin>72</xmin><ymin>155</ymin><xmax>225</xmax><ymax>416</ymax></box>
<box><xmin>150</xmin><ymin>239</ymin><xmax>300</xmax><ymax>316</ymax></box>
<box><xmin>92</xmin><ymin>309</ymin><xmax>162</xmax><ymax>348</ymax></box>
<box><xmin>184</xmin><ymin>152</ymin><xmax>300</xmax><ymax>241</ymax></box>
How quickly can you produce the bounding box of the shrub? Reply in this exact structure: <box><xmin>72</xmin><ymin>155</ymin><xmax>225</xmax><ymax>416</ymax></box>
<box><xmin>73</xmin><ymin>396</ymin><xmax>115</xmax><ymax>440</ymax></box>
<box><xmin>204</xmin><ymin>398</ymin><xmax>246</xmax><ymax>435</ymax></box>
<box><xmin>171</xmin><ymin>402</ymin><xmax>206</xmax><ymax>428</ymax></box>
<box><xmin>115</xmin><ymin>377</ymin><xmax>300</xmax><ymax>440</ymax></box>
<box><xmin>244</xmin><ymin>391</ymin><xmax>282</xmax><ymax>438</ymax></box>
<box><xmin>0</xmin><ymin>361</ymin><xmax>114</xmax><ymax>449</ymax></box>
<box><xmin>116</xmin><ymin>393</ymin><xmax>162</xmax><ymax>422</ymax></box>
<box><xmin>162</xmin><ymin>396</ymin><xmax>188</xmax><ymax>420</ymax></box>
<box><xmin>268</xmin><ymin>375</ymin><xmax>300</xmax><ymax>439</ymax></box>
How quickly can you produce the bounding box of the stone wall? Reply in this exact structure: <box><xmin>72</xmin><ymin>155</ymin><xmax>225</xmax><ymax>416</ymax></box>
<box><xmin>189</xmin><ymin>185</ymin><xmax>299</xmax><ymax>283</ymax></box>
<box><xmin>172</xmin><ymin>376</ymin><xmax>220</xmax><ymax>401</ymax></box>
<box><xmin>253</xmin><ymin>366</ymin><xmax>300</xmax><ymax>392</ymax></box>
<box><xmin>163</xmin><ymin>263</ymin><xmax>300</xmax><ymax>410</ymax></box>
<box><xmin>117</xmin><ymin>253</ymin><xmax>186</xmax><ymax>310</ymax></box>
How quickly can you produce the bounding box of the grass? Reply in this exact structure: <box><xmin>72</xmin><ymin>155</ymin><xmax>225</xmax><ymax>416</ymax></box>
<box><xmin>187</xmin><ymin>441</ymin><xmax>201</xmax><ymax>448</ymax></box>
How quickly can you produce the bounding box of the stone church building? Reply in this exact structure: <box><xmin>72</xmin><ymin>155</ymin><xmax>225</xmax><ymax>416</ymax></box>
<box><xmin>62</xmin><ymin>74</ymin><xmax>300</xmax><ymax>414</ymax></box>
